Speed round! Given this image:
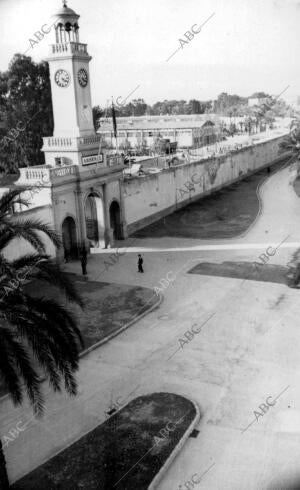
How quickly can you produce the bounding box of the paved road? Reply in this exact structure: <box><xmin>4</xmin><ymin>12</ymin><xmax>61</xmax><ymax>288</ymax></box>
<box><xmin>2</xmin><ymin>162</ymin><xmax>300</xmax><ymax>489</ymax></box>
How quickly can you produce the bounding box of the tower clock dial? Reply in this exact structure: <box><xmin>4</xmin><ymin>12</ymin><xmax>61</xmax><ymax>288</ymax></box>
<box><xmin>54</xmin><ymin>69</ymin><xmax>70</xmax><ymax>88</ymax></box>
<box><xmin>78</xmin><ymin>68</ymin><xmax>88</xmax><ymax>87</ymax></box>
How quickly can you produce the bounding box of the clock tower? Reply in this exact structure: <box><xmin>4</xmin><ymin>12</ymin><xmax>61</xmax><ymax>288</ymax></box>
<box><xmin>40</xmin><ymin>1</ymin><xmax>127</xmax><ymax>253</ymax></box>
<box><xmin>47</xmin><ymin>1</ymin><xmax>94</xmax><ymax>138</ymax></box>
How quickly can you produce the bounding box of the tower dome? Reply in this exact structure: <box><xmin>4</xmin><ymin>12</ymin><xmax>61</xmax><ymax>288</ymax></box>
<box><xmin>53</xmin><ymin>1</ymin><xmax>80</xmax><ymax>44</ymax></box>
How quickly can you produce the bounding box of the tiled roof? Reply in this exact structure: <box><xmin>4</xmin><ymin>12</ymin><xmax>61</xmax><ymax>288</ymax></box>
<box><xmin>98</xmin><ymin>118</ymin><xmax>216</xmax><ymax>131</ymax></box>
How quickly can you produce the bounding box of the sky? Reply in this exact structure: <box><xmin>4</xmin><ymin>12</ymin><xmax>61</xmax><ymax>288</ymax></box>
<box><xmin>0</xmin><ymin>0</ymin><xmax>299</xmax><ymax>107</ymax></box>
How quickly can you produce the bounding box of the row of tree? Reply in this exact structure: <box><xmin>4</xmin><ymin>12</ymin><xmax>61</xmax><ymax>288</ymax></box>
<box><xmin>93</xmin><ymin>92</ymin><xmax>293</xmax><ymax>130</ymax></box>
<box><xmin>0</xmin><ymin>54</ymin><xmax>295</xmax><ymax>172</ymax></box>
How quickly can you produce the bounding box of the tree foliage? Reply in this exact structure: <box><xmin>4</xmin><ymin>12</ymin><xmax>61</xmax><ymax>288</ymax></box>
<box><xmin>0</xmin><ymin>189</ymin><xmax>84</xmax><ymax>414</ymax></box>
<box><xmin>279</xmin><ymin>119</ymin><xmax>300</xmax><ymax>159</ymax></box>
<box><xmin>0</xmin><ymin>54</ymin><xmax>53</xmax><ymax>173</ymax></box>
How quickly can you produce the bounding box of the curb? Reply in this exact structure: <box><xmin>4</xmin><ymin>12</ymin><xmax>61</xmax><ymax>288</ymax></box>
<box><xmin>9</xmin><ymin>392</ymin><xmax>199</xmax><ymax>488</ymax></box>
<box><xmin>0</xmin><ymin>290</ymin><xmax>163</xmax><ymax>405</ymax></box>
<box><xmin>148</xmin><ymin>396</ymin><xmax>201</xmax><ymax>490</ymax></box>
<box><xmin>232</xmin><ymin>153</ymin><xmax>294</xmax><ymax>241</ymax></box>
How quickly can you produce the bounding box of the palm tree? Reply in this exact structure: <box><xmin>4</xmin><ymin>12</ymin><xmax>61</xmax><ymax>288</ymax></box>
<box><xmin>0</xmin><ymin>189</ymin><xmax>84</xmax><ymax>489</ymax></box>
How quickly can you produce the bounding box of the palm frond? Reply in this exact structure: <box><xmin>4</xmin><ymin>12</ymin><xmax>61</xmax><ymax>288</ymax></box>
<box><xmin>2</xmin><ymin>296</ymin><xmax>83</xmax><ymax>398</ymax></box>
<box><xmin>0</xmin><ymin>189</ymin><xmax>30</xmax><ymax>219</ymax></box>
<box><xmin>0</xmin><ymin>218</ymin><xmax>61</xmax><ymax>253</ymax></box>
<box><xmin>10</xmin><ymin>253</ymin><xmax>47</xmax><ymax>271</ymax></box>
<box><xmin>0</xmin><ymin>325</ymin><xmax>44</xmax><ymax>413</ymax></box>
<box><xmin>0</xmin><ymin>189</ymin><xmax>84</xmax><ymax>414</ymax></box>
<box><xmin>0</xmin><ymin>227</ymin><xmax>46</xmax><ymax>253</ymax></box>
<box><xmin>7</xmin><ymin>316</ymin><xmax>63</xmax><ymax>394</ymax></box>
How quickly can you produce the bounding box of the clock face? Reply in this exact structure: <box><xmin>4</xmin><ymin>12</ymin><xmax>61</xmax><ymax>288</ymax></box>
<box><xmin>78</xmin><ymin>68</ymin><xmax>88</xmax><ymax>87</ymax></box>
<box><xmin>54</xmin><ymin>69</ymin><xmax>70</xmax><ymax>88</ymax></box>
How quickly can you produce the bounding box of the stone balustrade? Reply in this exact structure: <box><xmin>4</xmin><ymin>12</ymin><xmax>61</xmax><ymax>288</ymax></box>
<box><xmin>50</xmin><ymin>42</ymin><xmax>88</xmax><ymax>55</ymax></box>
<box><xmin>18</xmin><ymin>167</ymin><xmax>51</xmax><ymax>185</ymax></box>
<box><xmin>17</xmin><ymin>165</ymin><xmax>80</xmax><ymax>186</ymax></box>
<box><xmin>42</xmin><ymin>135</ymin><xmax>101</xmax><ymax>150</ymax></box>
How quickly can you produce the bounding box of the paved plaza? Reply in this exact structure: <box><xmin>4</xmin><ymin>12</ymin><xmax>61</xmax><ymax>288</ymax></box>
<box><xmin>2</xmin><ymin>162</ymin><xmax>300</xmax><ymax>489</ymax></box>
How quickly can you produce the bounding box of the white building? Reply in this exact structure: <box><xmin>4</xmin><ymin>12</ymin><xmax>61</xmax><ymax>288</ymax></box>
<box><xmin>2</xmin><ymin>1</ymin><xmax>126</xmax><ymax>261</ymax></box>
<box><xmin>98</xmin><ymin>115</ymin><xmax>218</xmax><ymax>150</ymax></box>
<box><xmin>248</xmin><ymin>97</ymin><xmax>270</xmax><ymax>107</ymax></box>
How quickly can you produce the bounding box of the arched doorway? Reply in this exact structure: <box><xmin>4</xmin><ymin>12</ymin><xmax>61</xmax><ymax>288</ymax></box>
<box><xmin>109</xmin><ymin>200</ymin><xmax>122</xmax><ymax>240</ymax></box>
<box><xmin>62</xmin><ymin>216</ymin><xmax>78</xmax><ymax>259</ymax></box>
<box><xmin>84</xmin><ymin>193</ymin><xmax>105</xmax><ymax>247</ymax></box>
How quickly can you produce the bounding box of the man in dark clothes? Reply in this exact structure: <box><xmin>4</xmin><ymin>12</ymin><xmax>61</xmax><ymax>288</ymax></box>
<box><xmin>138</xmin><ymin>254</ymin><xmax>144</xmax><ymax>273</ymax></box>
<box><xmin>81</xmin><ymin>247</ymin><xmax>88</xmax><ymax>276</ymax></box>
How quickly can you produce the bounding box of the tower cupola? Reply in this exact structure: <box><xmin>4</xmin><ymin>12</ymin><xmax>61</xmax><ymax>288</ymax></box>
<box><xmin>53</xmin><ymin>1</ymin><xmax>80</xmax><ymax>43</ymax></box>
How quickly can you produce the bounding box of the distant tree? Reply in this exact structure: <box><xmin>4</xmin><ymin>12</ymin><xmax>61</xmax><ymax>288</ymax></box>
<box><xmin>130</xmin><ymin>99</ymin><xmax>148</xmax><ymax>116</ymax></box>
<box><xmin>279</xmin><ymin>120</ymin><xmax>300</xmax><ymax>160</ymax></box>
<box><xmin>244</xmin><ymin>116</ymin><xmax>254</xmax><ymax>135</ymax></box>
<box><xmin>214</xmin><ymin>92</ymin><xmax>247</xmax><ymax>115</ymax></box>
<box><xmin>92</xmin><ymin>105</ymin><xmax>104</xmax><ymax>131</ymax></box>
<box><xmin>187</xmin><ymin>99</ymin><xmax>200</xmax><ymax>114</ymax></box>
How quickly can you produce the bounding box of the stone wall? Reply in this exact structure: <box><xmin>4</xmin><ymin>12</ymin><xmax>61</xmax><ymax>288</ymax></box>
<box><xmin>124</xmin><ymin>134</ymin><xmax>290</xmax><ymax>234</ymax></box>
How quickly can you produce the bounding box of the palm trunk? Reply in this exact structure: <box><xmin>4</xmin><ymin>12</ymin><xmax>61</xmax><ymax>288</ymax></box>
<box><xmin>0</xmin><ymin>439</ymin><xmax>10</xmax><ymax>489</ymax></box>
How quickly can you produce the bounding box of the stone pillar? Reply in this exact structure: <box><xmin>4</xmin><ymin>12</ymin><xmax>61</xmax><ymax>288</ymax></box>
<box><xmin>119</xmin><ymin>179</ymin><xmax>128</xmax><ymax>239</ymax></box>
<box><xmin>74</xmin><ymin>187</ymin><xmax>87</xmax><ymax>252</ymax></box>
<box><xmin>50</xmin><ymin>186</ymin><xmax>62</xmax><ymax>262</ymax></box>
<box><xmin>103</xmin><ymin>183</ymin><xmax>114</xmax><ymax>248</ymax></box>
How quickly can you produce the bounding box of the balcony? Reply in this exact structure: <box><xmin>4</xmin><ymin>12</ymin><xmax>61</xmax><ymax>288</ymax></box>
<box><xmin>17</xmin><ymin>166</ymin><xmax>51</xmax><ymax>186</ymax></box>
<box><xmin>17</xmin><ymin>165</ymin><xmax>79</xmax><ymax>187</ymax></box>
<box><xmin>42</xmin><ymin>135</ymin><xmax>102</xmax><ymax>151</ymax></box>
<box><xmin>49</xmin><ymin>42</ymin><xmax>88</xmax><ymax>56</ymax></box>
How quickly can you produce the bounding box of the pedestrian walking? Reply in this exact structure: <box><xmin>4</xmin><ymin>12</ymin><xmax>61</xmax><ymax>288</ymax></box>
<box><xmin>138</xmin><ymin>254</ymin><xmax>144</xmax><ymax>273</ymax></box>
<box><xmin>81</xmin><ymin>247</ymin><xmax>88</xmax><ymax>276</ymax></box>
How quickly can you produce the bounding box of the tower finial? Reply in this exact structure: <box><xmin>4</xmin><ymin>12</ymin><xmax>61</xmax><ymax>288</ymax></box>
<box><xmin>62</xmin><ymin>0</ymin><xmax>67</xmax><ymax>7</ymax></box>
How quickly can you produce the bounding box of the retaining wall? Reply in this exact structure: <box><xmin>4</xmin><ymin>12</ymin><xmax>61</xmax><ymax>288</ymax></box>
<box><xmin>124</xmin><ymin>134</ymin><xmax>290</xmax><ymax>234</ymax></box>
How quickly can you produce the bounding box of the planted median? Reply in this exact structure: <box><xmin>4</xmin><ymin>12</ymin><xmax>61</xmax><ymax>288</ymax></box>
<box><xmin>12</xmin><ymin>393</ymin><xmax>198</xmax><ymax>489</ymax></box>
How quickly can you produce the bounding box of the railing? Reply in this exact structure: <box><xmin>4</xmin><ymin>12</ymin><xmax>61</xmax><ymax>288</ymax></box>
<box><xmin>50</xmin><ymin>42</ymin><xmax>88</xmax><ymax>55</ymax></box>
<box><xmin>17</xmin><ymin>165</ymin><xmax>79</xmax><ymax>185</ymax></box>
<box><xmin>78</xmin><ymin>135</ymin><xmax>101</xmax><ymax>146</ymax></box>
<box><xmin>18</xmin><ymin>167</ymin><xmax>51</xmax><ymax>185</ymax></box>
<box><xmin>43</xmin><ymin>135</ymin><xmax>101</xmax><ymax>149</ymax></box>
<box><xmin>43</xmin><ymin>137</ymin><xmax>74</xmax><ymax>147</ymax></box>
<box><xmin>50</xmin><ymin>166</ymin><xmax>78</xmax><ymax>179</ymax></box>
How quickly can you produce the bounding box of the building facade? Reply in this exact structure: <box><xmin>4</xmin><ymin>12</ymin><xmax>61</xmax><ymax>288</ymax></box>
<box><xmin>98</xmin><ymin>116</ymin><xmax>218</xmax><ymax>150</ymax></box>
<box><xmin>5</xmin><ymin>2</ymin><xmax>127</xmax><ymax>260</ymax></box>
<box><xmin>0</xmin><ymin>3</ymin><xmax>290</xmax><ymax>265</ymax></box>
<box><xmin>248</xmin><ymin>97</ymin><xmax>270</xmax><ymax>107</ymax></box>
